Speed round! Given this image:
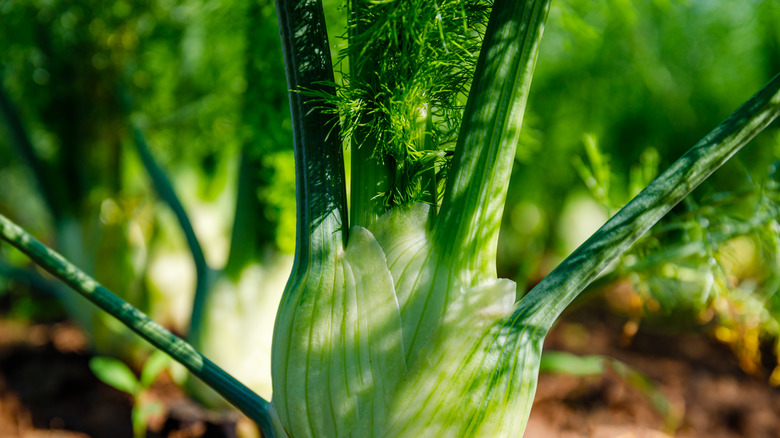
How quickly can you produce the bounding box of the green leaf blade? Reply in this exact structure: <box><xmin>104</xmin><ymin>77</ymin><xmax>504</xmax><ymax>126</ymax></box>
<box><xmin>539</xmin><ymin>351</ymin><xmax>605</xmax><ymax>376</ymax></box>
<box><xmin>140</xmin><ymin>350</ymin><xmax>171</xmax><ymax>389</ymax></box>
<box><xmin>90</xmin><ymin>357</ymin><xmax>142</xmax><ymax>395</ymax></box>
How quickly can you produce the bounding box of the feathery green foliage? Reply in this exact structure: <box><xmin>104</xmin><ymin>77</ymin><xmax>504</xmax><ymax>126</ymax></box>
<box><xmin>337</xmin><ymin>0</ymin><xmax>491</xmax><ymax>215</ymax></box>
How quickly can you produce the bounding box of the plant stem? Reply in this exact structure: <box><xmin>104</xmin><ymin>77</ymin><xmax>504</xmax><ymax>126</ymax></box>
<box><xmin>346</xmin><ymin>0</ymin><xmax>390</xmax><ymax>230</ymax></box>
<box><xmin>421</xmin><ymin>110</ymin><xmax>438</xmax><ymax>225</ymax></box>
<box><xmin>131</xmin><ymin>128</ymin><xmax>212</xmax><ymax>341</ymax></box>
<box><xmin>224</xmin><ymin>153</ymin><xmax>263</xmax><ymax>278</ymax></box>
<box><xmin>0</xmin><ymin>213</ymin><xmax>275</xmax><ymax>437</ymax></box>
<box><xmin>349</xmin><ymin>130</ymin><xmax>388</xmax><ymax>229</ymax></box>
<box><xmin>518</xmin><ymin>73</ymin><xmax>780</xmax><ymax>331</ymax></box>
<box><xmin>275</xmin><ymin>0</ymin><xmax>348</xmax><ymax>258</ymax></box>
<box><xmin>435</xmin><ymin>0</ymin><xmax>551</xmax><ymax>286</ymax></box>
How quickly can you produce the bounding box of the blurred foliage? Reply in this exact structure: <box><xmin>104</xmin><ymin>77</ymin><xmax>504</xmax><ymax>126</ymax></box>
<box><xmin>499</xmin><ymin>0</ymin><xmax>780</xmax><ymax>284</ymax></box>
<box><xmin>0</xmin><ymin>0</ymin><xmax>297</xmax><ymax>371</ymax></box>
<box><xmin>493</xmin><ymin>0</ymin><xmax>780</xmax><ymax>381</ymax></box>
<box><xmin>613</xmin><ymin>157</ymin><xmax>780</xmax><ymax>383</ymax></box>
<box><xmin>0</xmin><ymin>0</ymin><xmax>296</xmax><ymax>255</ymax></box>
<box><xmin>540</xmin><ymin>351</ymin><xmax>682</xmax><ymax>432</ymax></box>
<box><xmin>568</xmin><ymin>123</ymin><xmax>780</xmax><ymax>383</ymax></box>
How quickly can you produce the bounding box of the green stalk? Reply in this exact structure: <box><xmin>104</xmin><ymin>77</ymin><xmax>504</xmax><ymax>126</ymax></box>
<box><xmin>224</xmin><ymin>153</ymin><xmax>263</xmax><ymax>278</ymax></box>
<box><xmin>131</xmin><ymin>127</ymin><xmax>212</xmax><ymax>341</ymax></box>
<box><xmin>435</xmin><ymin>0</ymin><xmax>551</xmax><ymax>286</ymax></box>
<box><xmin>388</xmin><ymin>0</ymin><xmax>551</xmax><ymax>364</ymax></box>
<box><xmin>347</xmin><ymin>0</ymin><xmax>389</xmax><ymax>230</ymax></box>
<box><xmin>272</xmin><ymin>1</ymin><xmax>353</xmax><ymax>433</ymax></box>
<box><xmin>0</xmin><ymin>213</ymin><xmax>275</xmax><ymax>437</ymax></box>
<box><xmin>274</xmin><ymin>0</ymin><xmax>348</xmax><ymax>260</ymax></box>
<box><xmin>349</xmin><ymin>130</ymin><xmax>388</xmax><ymax>229</ymax></box>
<box><xmin>517</xmin><ymin>72</ymin><xmax>780</xmax><ymax>330</ymax></box>
<box><xmin>420</xmin><ymin>107</ymin><xmax>438</xmax><ymax>224</ymax></box>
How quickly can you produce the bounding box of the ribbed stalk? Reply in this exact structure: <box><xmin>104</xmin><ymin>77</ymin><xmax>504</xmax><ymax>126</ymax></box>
<box><xmin>434</xmin><ymin>0</ymin><xmax>551</xmax><ymax>286</ymax></box>
<box><xmin>349</xmin><ymin>128</ymin><xmax>388</xmax><ymax>229</ymax></box>
<box><xmin>372</xmin><ymin>0</ymin><xmax>552</xmax><ymax>376</ymax></box>
<box><xmin>274</xmin><ymin>0</ymin><xmax>348</xmax><ymax>262</ymax></box>
<box><xmin>517</xmin><ymin>72</ymin><xmax>780</xmax><ymax>331</ymax></box>
<box><xmin>0</xmin><ymin>213</ymin><xmax>275</xmax><ymax>437</ymax></box>
<box><xmin>272</xmin><ymin>0</ymin><xmax>354</xmax><ymax>435</ymax></box>
<box><xmin>347</xmin><ymin>0</ymin><xmax>389</xmax><ymax>230</ymax></box>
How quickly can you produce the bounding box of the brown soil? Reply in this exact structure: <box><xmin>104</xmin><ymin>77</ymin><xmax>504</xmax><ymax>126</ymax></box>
<box><xmin>0</xmin><ymin>320</ymin><xmax>250</xmax><ymax>438</ymax></box>
<box><xmin>0</xmin><ymin>308</ymin><xmax>778</xmax><ymax>437</ymax></box>
<box><xmin>527</xmin><ymin>307</ymin><xmax>780</xmax><ymax>438</ymax></box>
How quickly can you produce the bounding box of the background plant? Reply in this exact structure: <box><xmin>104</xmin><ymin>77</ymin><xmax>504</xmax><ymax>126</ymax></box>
<box><xmin>89</xmin><ymin>350</ymin><xmax>172</xmax><ymax>438</ymax></box>
<box><xmin>0</xmin><ymin>0</ymin><xmax>297</xmax><ymax>410</ymax></box>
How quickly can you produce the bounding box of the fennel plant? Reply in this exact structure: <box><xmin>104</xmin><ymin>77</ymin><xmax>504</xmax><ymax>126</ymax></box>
<box><xmin>1</xmin><ymin>0</ymin><xmax>780</xmax><ymax>437</ymax></box>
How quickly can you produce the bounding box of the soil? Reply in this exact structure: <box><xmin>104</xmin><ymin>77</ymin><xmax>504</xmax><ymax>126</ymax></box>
<box><xmin>527</xmin><ymin>307</ymin><xmax>780</xmax><ymax>438</ymax></box>
<box><xmin>0</xmin><ymin>304</ymin><xmax>778</xmax><ymax>437</ymax></box>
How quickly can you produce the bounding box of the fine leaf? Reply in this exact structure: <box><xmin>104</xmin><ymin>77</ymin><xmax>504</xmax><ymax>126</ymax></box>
<box><xmin>90</xmin><ymin>356</ymin><xmax>142</xmax><ymax>395</ymax></box>
<box><xmin>539</xmin><ymin>351</ymin><xmax>605</xmax><ymax>376</ymax></box>
<box><xmin>140</xmin><ymin>350</ymin><xmax>171</xmax><ymax>388</ymax></box>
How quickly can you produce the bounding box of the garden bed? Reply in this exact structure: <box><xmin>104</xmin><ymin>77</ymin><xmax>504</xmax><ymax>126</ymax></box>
<box><xmin>0</xmin><ymin>305</ymin><xmax>777</xmax><ymax>438</ymax></box>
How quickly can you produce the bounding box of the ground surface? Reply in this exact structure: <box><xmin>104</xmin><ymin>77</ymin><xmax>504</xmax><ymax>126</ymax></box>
<box><xmin>0</xmin><ymin>305</ymin><xmax>778</xmax><ymax>437</ymax></box>
<box><xmin>527</xmin><ymin>307</ymin><xmax>780</xmax><ymax>438</ymax></box>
